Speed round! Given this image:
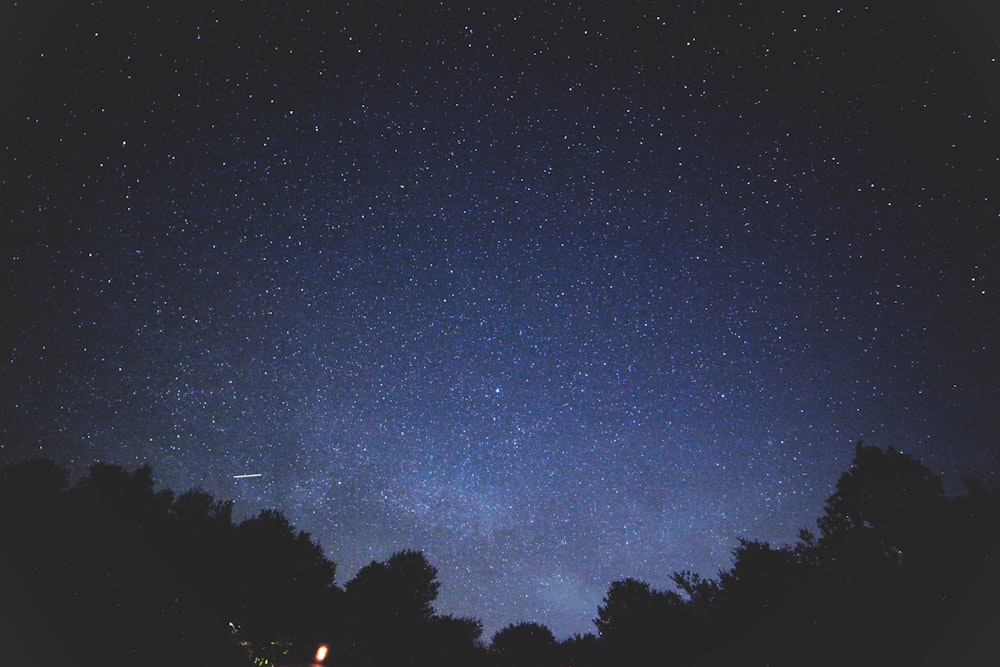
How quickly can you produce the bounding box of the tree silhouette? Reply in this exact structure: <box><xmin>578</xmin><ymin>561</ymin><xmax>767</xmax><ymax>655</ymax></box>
<box><xmin>587</xmin><ymin>444</ymin><xmax>997</xmax><ymax>666</ymax></box>
<box><xmin>421</xmin><ymin>614</ymin><xmax>486</xmax><ymax>667</ymax></box>
<box><xmin>556</xmin><ymin>632</ymin><xmax>602</xmax><ymax>667</ymax></box>
<box><xmin>172</xmin><ymin>487</ymin><xmax>234</xmax><ymax>527</ymax></box>
<box><xmin>713</xmin><ymin>539</ymin><xmax>813</xmax><ymax>665</ymax></box>
<box><xmin>817</xmin><ymin>442</ymin><xmax>949</xmax><ymax>570</ymax></box>
<box><xmin>0</xmin><ymin>457</ymin><xmax>68</xmax><ymax>505</ymax></box>
<box><xmin>164</xmin><ymin>488</ymin><xmax>252</xmax><ymax>664</ymax></box>
<box><xmin>1</xmin><ymin>460</ymin><xmax>253</xmax><ymax>665</ymax></box>
<box><xmin>491</xmin><ymin>621</ymin><xmax>557</xmax><ymax>667</ymax></box>
<box><xmin>594</xmin><ymin>577</ymin><xmax>690</xmax><ymax>666</ymax></box>
<box><xmin>923</xmin><ymin>477</ymin><xmax>1000</xmax><ymax>664</ymax></box>
<box><xmin>227</xmin><ymin>508</ymin><xmax>339</xmax><ymax>659</ymax></box>
<box><xmin>344</xmin><ymin>549</ymin><xmax>442</xmax><ymax>664</ymax></box>
<box><xmin>594</xmin><ymin>578</ymin><xmax>658</xmax><ymax>641</ymax></box>
<box><xmin>0</xmin><ymin>459</ymin><xmax>75</xmax><ymax>663</ymax></box>
<box><xmin>63</xmin><ymin>463</ymin><xmax>187</xmax><ymax>663</ymax></box>
<box><xmin>803</xmin><ymin>442</ymin><xmax>953</xmax><ymax>663</ymax></box>
<box><xmin>3</xmin><ymin>444</ymin><xmax>997</xmax><ymax>666</ymax></box>
<box><xmin>346</xmin><ymin>549</ymin><xmax>440</xmax><ymax>623</ymax></box>
<box><xmin>0</xmin><ymin>459</ymin><xmax>342</xmax><ymax>665</ymax></box>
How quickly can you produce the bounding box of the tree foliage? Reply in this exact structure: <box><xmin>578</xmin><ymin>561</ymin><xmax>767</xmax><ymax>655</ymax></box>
<box><xmin>491</xmin><ymin>621</ymin><xmax>557</xmax><ymax>667</ymax></box>
<box><xmin>3</xmin><ymin>442</ymin><xmax>998</xmax><ymax>666</ymax></box>
<box><xmin>345</xmin><ymin>548</ymin><xmax>440</xmax><ymax>625</ymax></box>
<box><xmin>589</xmin><ymin>443</ymin><xmax>1000</xmax><ymax>666</ymax></box>
<box><xmin>341</xmin><ymin>549</ymin><xmax>480</xmax><ymax>665</ymax></box>
<box><xmin>818</xmin><ymin>442</ymin><xmax>949</xmax><ymax>568</ymax></box>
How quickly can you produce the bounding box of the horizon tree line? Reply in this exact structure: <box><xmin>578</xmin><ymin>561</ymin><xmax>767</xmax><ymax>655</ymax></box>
<box><xmin>1</xmin><ymin>441</ymin><xmax>997</xmax><ymax>666</ymax></box>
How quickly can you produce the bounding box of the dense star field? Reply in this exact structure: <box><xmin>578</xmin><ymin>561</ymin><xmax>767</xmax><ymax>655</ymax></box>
<box><xmin>2</xmin><ymin>1</ymin><xmax>998</xmax><ymax>638</ymax></box>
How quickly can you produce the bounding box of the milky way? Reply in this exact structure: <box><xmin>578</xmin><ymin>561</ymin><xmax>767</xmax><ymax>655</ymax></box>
<box><xmin>2</xmin><ymin>2</ymin><xmax>998</xmax><ymax>638</ymax></box>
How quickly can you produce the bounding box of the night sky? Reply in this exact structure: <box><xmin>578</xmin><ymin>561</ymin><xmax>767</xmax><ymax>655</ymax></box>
<box><xmin>2</xmin><ymin>1</ymin><xmax>999</xmax><ymax>639</ymax></box>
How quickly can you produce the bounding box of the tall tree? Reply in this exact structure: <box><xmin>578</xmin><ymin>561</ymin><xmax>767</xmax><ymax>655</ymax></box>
<box><xmin>808</xmin><ymin>443</ymin><xmax>954</xmax><ymax>664</ymax></box>
<box><xmin>228</xmin><ymin>508</ymin><xmax>338</xmax><ymax>656</ymax></box>
<box><xmin>344</xmin><ymin>549</ymin><xmax>441</xmax><ymax>664</ymax></box>
<box><xmin>817</xmin><ymin>442</ymin><xmax>948</xmax><ymax>568</ymax></box>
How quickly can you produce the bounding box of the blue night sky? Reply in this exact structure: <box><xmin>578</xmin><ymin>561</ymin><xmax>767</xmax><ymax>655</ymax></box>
<box><xmin>2</xmin><ymin>1</ymin><xmax>998</xmax><ymax>638</ymax></box>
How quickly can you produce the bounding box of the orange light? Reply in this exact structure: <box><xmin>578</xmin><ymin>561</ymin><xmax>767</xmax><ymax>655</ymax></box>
<box><xmin>315</xmin><ymin>644</ymin><xmax>329</xmax><ymax>662</ymax></box>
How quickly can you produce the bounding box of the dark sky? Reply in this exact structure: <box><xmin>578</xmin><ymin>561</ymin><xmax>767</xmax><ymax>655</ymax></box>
<box><xmin>2</xmin><ymin>1</ymin><xmax>998</xmax><ymax>639</ymax></box>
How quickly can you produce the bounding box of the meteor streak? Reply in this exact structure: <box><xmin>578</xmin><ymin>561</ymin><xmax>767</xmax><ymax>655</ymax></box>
<box><xmin>233</xmin><ymin>473</ymin><xmax>263</xmax><ymax>479</ymax></box>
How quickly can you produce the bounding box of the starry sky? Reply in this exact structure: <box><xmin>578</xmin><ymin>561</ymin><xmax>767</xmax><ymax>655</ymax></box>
<box><xmin>2</xmin><ymin>1</ymin><xmax>999</xmax><ymax>639</ymax></box>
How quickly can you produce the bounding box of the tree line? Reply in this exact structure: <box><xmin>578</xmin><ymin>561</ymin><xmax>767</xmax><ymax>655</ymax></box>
<box><xmin>1</xmin><ymin>442</ymin><xmax>997</xmax><ymax>666</ymax></box>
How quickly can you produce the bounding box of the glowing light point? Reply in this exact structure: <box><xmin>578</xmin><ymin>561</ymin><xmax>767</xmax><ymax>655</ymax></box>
<box><xmin>315</xmin><ymin>644</ymin><xmax>329</xmax><ymax>662</ymax></box>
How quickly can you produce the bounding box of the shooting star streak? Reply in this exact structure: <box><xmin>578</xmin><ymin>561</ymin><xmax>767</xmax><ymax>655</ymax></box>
<box><xmin>233</xmin><ymin>473</ymin><xmax>263</xmax><ymax>479</ymax></box>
